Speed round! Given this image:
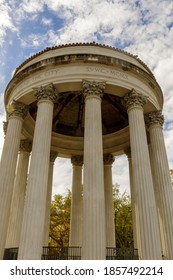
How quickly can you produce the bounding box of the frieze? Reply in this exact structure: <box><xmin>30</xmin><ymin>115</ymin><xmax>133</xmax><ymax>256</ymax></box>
<box><xmin>86</xmin><ymin>66</ymin><xmax>128</xmax><ymax>80</ymax></box>
<box><xmin>21</xmin><ymin>69</ymin><xmax>61</xmax><ymax>87</ymax></box>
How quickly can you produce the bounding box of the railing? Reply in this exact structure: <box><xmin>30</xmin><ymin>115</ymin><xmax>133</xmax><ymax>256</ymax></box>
<box><xmin>3</xmin><ymin>247</ymin><xmax>18</xmax><ymax>260</ymax></box>
<box><xmin>3</xmin><ymin>247</ymin><xmax>138</xmax><ymax>260</ymax></box>
<box><xmin>106</xmin><ymin>247</ymin><xmax>139</xmax><ymax>260</ymax></box>
<box><xmin>42</xmin><ymin>246</ymin><xmax>81</xmax><ymax>260</ymax></box>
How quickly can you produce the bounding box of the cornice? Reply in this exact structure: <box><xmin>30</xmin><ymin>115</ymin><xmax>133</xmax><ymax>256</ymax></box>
<box><xmin>5</xmin><ymin>52</ymin><xmax>161</xmax><ymax>104</ymax></box>
<box><xmin>14</xmin><ymin>42</ymin><xmax>155</xmax><ymax>79</ymax></box>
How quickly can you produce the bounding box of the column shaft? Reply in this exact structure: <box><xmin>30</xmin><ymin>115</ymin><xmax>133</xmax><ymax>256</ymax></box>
<box><xmin>70</xmin><ymin>156</ymin><xmax>83</xmax><ymax>247</ymax></box>
<box><xmin>146</xmin><ymin>111</ymin><xmax>173</xmax><ymax>259</ymax></box>
<box><xmin>125</xmin><ymin>149</ymin><xmax>138</xmax><ymax>249</ymax></box>
<box><xmin>82</xmin><ymin>81</ymin><xmax>106</xmax><ymax>260</ymax></box>
<box><xmin>122</xmin><ymin>90</ymin><xmax>162</xmax><ymax>260</ymax></box>
<box><xmin>104</xmin><ymin>154</ymin><xmax>115</xmax><ymax>247</ymax></box>
<box><xmin>0</xmin><ymin>101</ymin><xmax>28</xmax><ymax>259</ymax></box>
<box><xmin>18</xmin><ymin>84</ymin><xmax>57</xmax><ymax>259</ymax></box>
<box><xmin>43</xmin><ymin>151</ymin><xmax>57</xmax><ymax>246</ymax></box>
<box><xmin>6</xmin><ymin>140</ymin><xmax>31</xmax><ymax>248</ymax></box>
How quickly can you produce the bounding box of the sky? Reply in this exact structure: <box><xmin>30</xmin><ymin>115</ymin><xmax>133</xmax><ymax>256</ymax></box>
<box><xmin>0</xmin><ymin>0</ymin><xmax>173</xmax><ymax>196</ymax></box>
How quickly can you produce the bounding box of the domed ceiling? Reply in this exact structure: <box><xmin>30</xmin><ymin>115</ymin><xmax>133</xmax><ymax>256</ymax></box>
<box><xmin>29</xmin><ymin>91</ymin><xmax>128</xmax><ymax>137</ymax></box>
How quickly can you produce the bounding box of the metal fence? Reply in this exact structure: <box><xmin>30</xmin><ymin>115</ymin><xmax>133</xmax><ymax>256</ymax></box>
<box><xmin>3</xmin><ymin>248</ymin><xmax>18</xmax><ymax>260</ymax></box>
<box><xmin>42</xmin><ymin>246</ymin><xmax>81</xmax><ymax>260</ymax></box>
<box><xmin>106</xmin><ymin>247</ymin><xmax>139</xmax><ymax>260</ymax></box>
<box><xmin>3</xmin><ymin>247</ymin><xmax>139</xmax><ymax>260</ymax></box>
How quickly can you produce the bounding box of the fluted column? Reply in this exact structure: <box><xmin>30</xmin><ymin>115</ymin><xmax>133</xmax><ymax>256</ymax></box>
<box><xmin>0</xmin><ymin>101</ymin><xmax>28</xmax><ymax>259</ymax></box>
<box><xmin>145</xmin><ymin>111</ymin><xmax>173</xmax><ymax>259</ymax></box>
<box><xmin>103</xmin><ymin>154</ymin><xmax>115</xmax><ymax>247</ymax></box>
<box><xmin>124</xmin><ymin>147</ymin><xmax>137</xmax><ymax>250</ymax></box>
<box><xmin>43</xmin><ymin>151</ymin><xmax>57</xmax><ymax>246</ymax></box>
<box><xmin>18</xmin><ymin>83</ymin><xmax>58</xmax><ymax>260</ymax></box>
<box><xmin>69</xmin><ymin>155</ymin><xmax>83</xmax><ymax>247</ymax></box>
<box><xmin>6</xmin><ymin>139</ymin><xmax>32</xmax><ymax>248</ymax></box>
<box><xmin>82</xmin><ymin>80</ymin><xmax>106</xmax><ymax>260</ymax></box>
<box><xmin>122</xmin><ymin>89</ymin><xmax>162</xmax><ymax>259</ymax></box>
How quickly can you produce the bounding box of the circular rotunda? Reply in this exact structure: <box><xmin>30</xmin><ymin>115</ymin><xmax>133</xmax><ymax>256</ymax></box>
<box><xmin>0</xmin><ymin>42</ymin><xmax>173</xmax><ymax>260</ymax></box>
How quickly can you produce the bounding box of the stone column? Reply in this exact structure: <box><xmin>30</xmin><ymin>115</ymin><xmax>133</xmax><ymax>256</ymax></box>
<box><xmin>18</xmin><ymin>83</ymin><xmax>58</xmax><ymax>260</ymax></box>
<box><xmin>122</xmin><ymin>89</ymin><xmax>162</xmax><ymax>260</ymax></box>
<box><xmin>6</xmin><ymin>139</ymin><xmax>32</xmax><ymax>248</ymax></box>
<box><xmin>0</xmin><ymin>101</ymin><xmax>28</xmax><ymax>259</ymax></box>
<box><xmin>145</xmin><ymin>111</ymin><xmax>173</xmax><ymax>259</ymax></box>
<box><xmin>43</xmin><ymin>151</ymin><xmax>57</xmax><ymax>246</ymax></box>
<box><xmin>103</xmin><ymin>153</ymin><xmax>115</xmax><ymax>248</ymax></box>
<box><xmin>82</xmin><ymin>80</ymin><xmax>106</xmax><ymax>260</ymax></box>
<box><xmin>69</xmin><ymin>155</ymin><xmax>83</xmax><ymax>248</ymax></box>
<box><xmin>124</xmin><ymin>147</ymin><xmax>137</xmax><ymax>250</ymax></box>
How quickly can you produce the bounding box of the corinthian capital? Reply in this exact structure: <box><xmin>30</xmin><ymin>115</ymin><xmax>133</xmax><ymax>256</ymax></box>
<box><xmin>124</xmin><ymin>147</ymin><xmax>131</xmax><ymax>158</ymax></box>
<box><xmin>121</xmin><ymin>89</ymin><xmax>148</xmax><ymax>111</ymax></box>
<box><xmin>145</xmin><ymin>111</ymin><xmax>164</xmax><ymax>128</ymax></box>
<box><xmin>103</xmin><ymin>153</ymin><xmax>115</xmax><ymax>165</ymax></box>
<box><xmin>7</xmin><ymin>100</ymin><xmax>29</xmax><ymax>119</ymax></box>
<box><xmin>50</xmin><ymin>151</ymin><xmax>58</xmax><ymax>163</ymax></box>
<box><xmin>71</xmin><ymin>155</ymin><xmax>83</xmax><ymax>166</ymax></box>
<box><xmin>82</xmin><ymin>80</ymin><xmax>105</xmax><ymax>100</ymax></box>
<box><xmin>3</xmin><ymin>121</ymin><xmax>8</xmax><ymax>135</ymax></box>
<box><xmin>34</xmin><ymin>83</ymin><xmax>58</xmax><ymax>103</ymax></box>
<box><xmin>20</xmin><ymin>139</ymin><xmax>32</xmax><ymax>153</ymax></box>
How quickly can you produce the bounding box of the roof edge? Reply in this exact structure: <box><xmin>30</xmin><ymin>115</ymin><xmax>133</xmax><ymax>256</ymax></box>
<box><xmin>14</xmin><ymin>42</ymin><xmax>155</xmax><ymax>78</ymax></box>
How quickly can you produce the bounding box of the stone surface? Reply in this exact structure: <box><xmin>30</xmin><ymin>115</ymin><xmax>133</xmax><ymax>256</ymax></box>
<box><xmin>6</xmin><ymin>139</ymin><xmax>31</xmax><ymax>248</ymax></box>
<box><xmin>146</xmin><ymin>111</ymin><xmax>173</xmax><ymax>259</ymax></box>
<box><xmin>18</xmin><ymin>94</ymin><xmax>55</xmax><ymax>260</ymax></box>
<box><xmin>103</xmin><ymin>154</ymin><xmax>115</xmax><ymax>247</ymax></box>
<box><xmin>122</xmin><ymin>91</ymin><xmax>162</xmax><ymax>260</ymax></box>
<box><xmin>69</xmin><ymin>155</ymin><xmax>83</xmax><ymax>247</ymax></box>
<box><xmin>125</xmin><ymin>147</ymin><xmax>138</xmax><ymax>249</ymax></box>
<box><xmin>43</xmin><ymin>151</ymin><xmax>57</xmax><ymax>246</ymax></box>
<box><xmin>0</xmin><ymin>103</ymin><xmax>28</xmax><ymax>259</ymax></box>
<box><xmin>82</xmin><ymin>81</ymin><xmax>106</xmax><ymax>260</ymax></box>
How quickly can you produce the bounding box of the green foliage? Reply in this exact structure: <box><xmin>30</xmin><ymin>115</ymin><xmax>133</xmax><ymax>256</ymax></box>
<box><xmin>49</xmin><ymin>190</ymin><xmax>71</xmax><ymax>247</ymax></box>
<box><xmin>49</xmin><ymin>184</ymin><xmax>133</xmax><ymax>248</ymax></box>
<box><xmin>113</xmin><ymin>184</ymin><xmax>133</xmax><ymax>248</ymax></box>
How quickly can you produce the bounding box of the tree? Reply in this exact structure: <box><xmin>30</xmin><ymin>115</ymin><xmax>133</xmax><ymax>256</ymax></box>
<box><xmin>113</xmin><ymin>184</ymin><xmax>133</xmax><ymax>248</ymax></box>
<box><xmin>49</xmin><ymin>190</ymin><xmax>71</xmax><ymax>247</ymax></box>
<box><xmin>49</xmin><ymin>185</ymin><xmax>133</xmax><ymax>248</ymax></box>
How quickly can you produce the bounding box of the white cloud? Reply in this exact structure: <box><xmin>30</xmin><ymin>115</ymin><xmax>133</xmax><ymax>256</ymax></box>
<box><xmin>18</xmin><ymin>0</ymin><xmax>45</xmax><ymax>14</ymax></box>
<box><xmin>112</xmin><ymin>155</ymin><xmax>130</xmax><ymax>194</ymax></box>
<box><xmin>52</xmin><ymin>157</ymin><xmax>72</xmax><ymax>197</ymax></box>
<box><xmin>45</xmin><ymin>0</ymin><xmax>140</xmax><ymax>45</ymax></box>
<box><xmin>0</xmin><ymin>0</ymin><xmax>16</xmax><ymax>46</ymax></box>
<box><xmin>41</xmin><ymin>17</ymin><xmax>52</xmax><ymax>26</ymax></box>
